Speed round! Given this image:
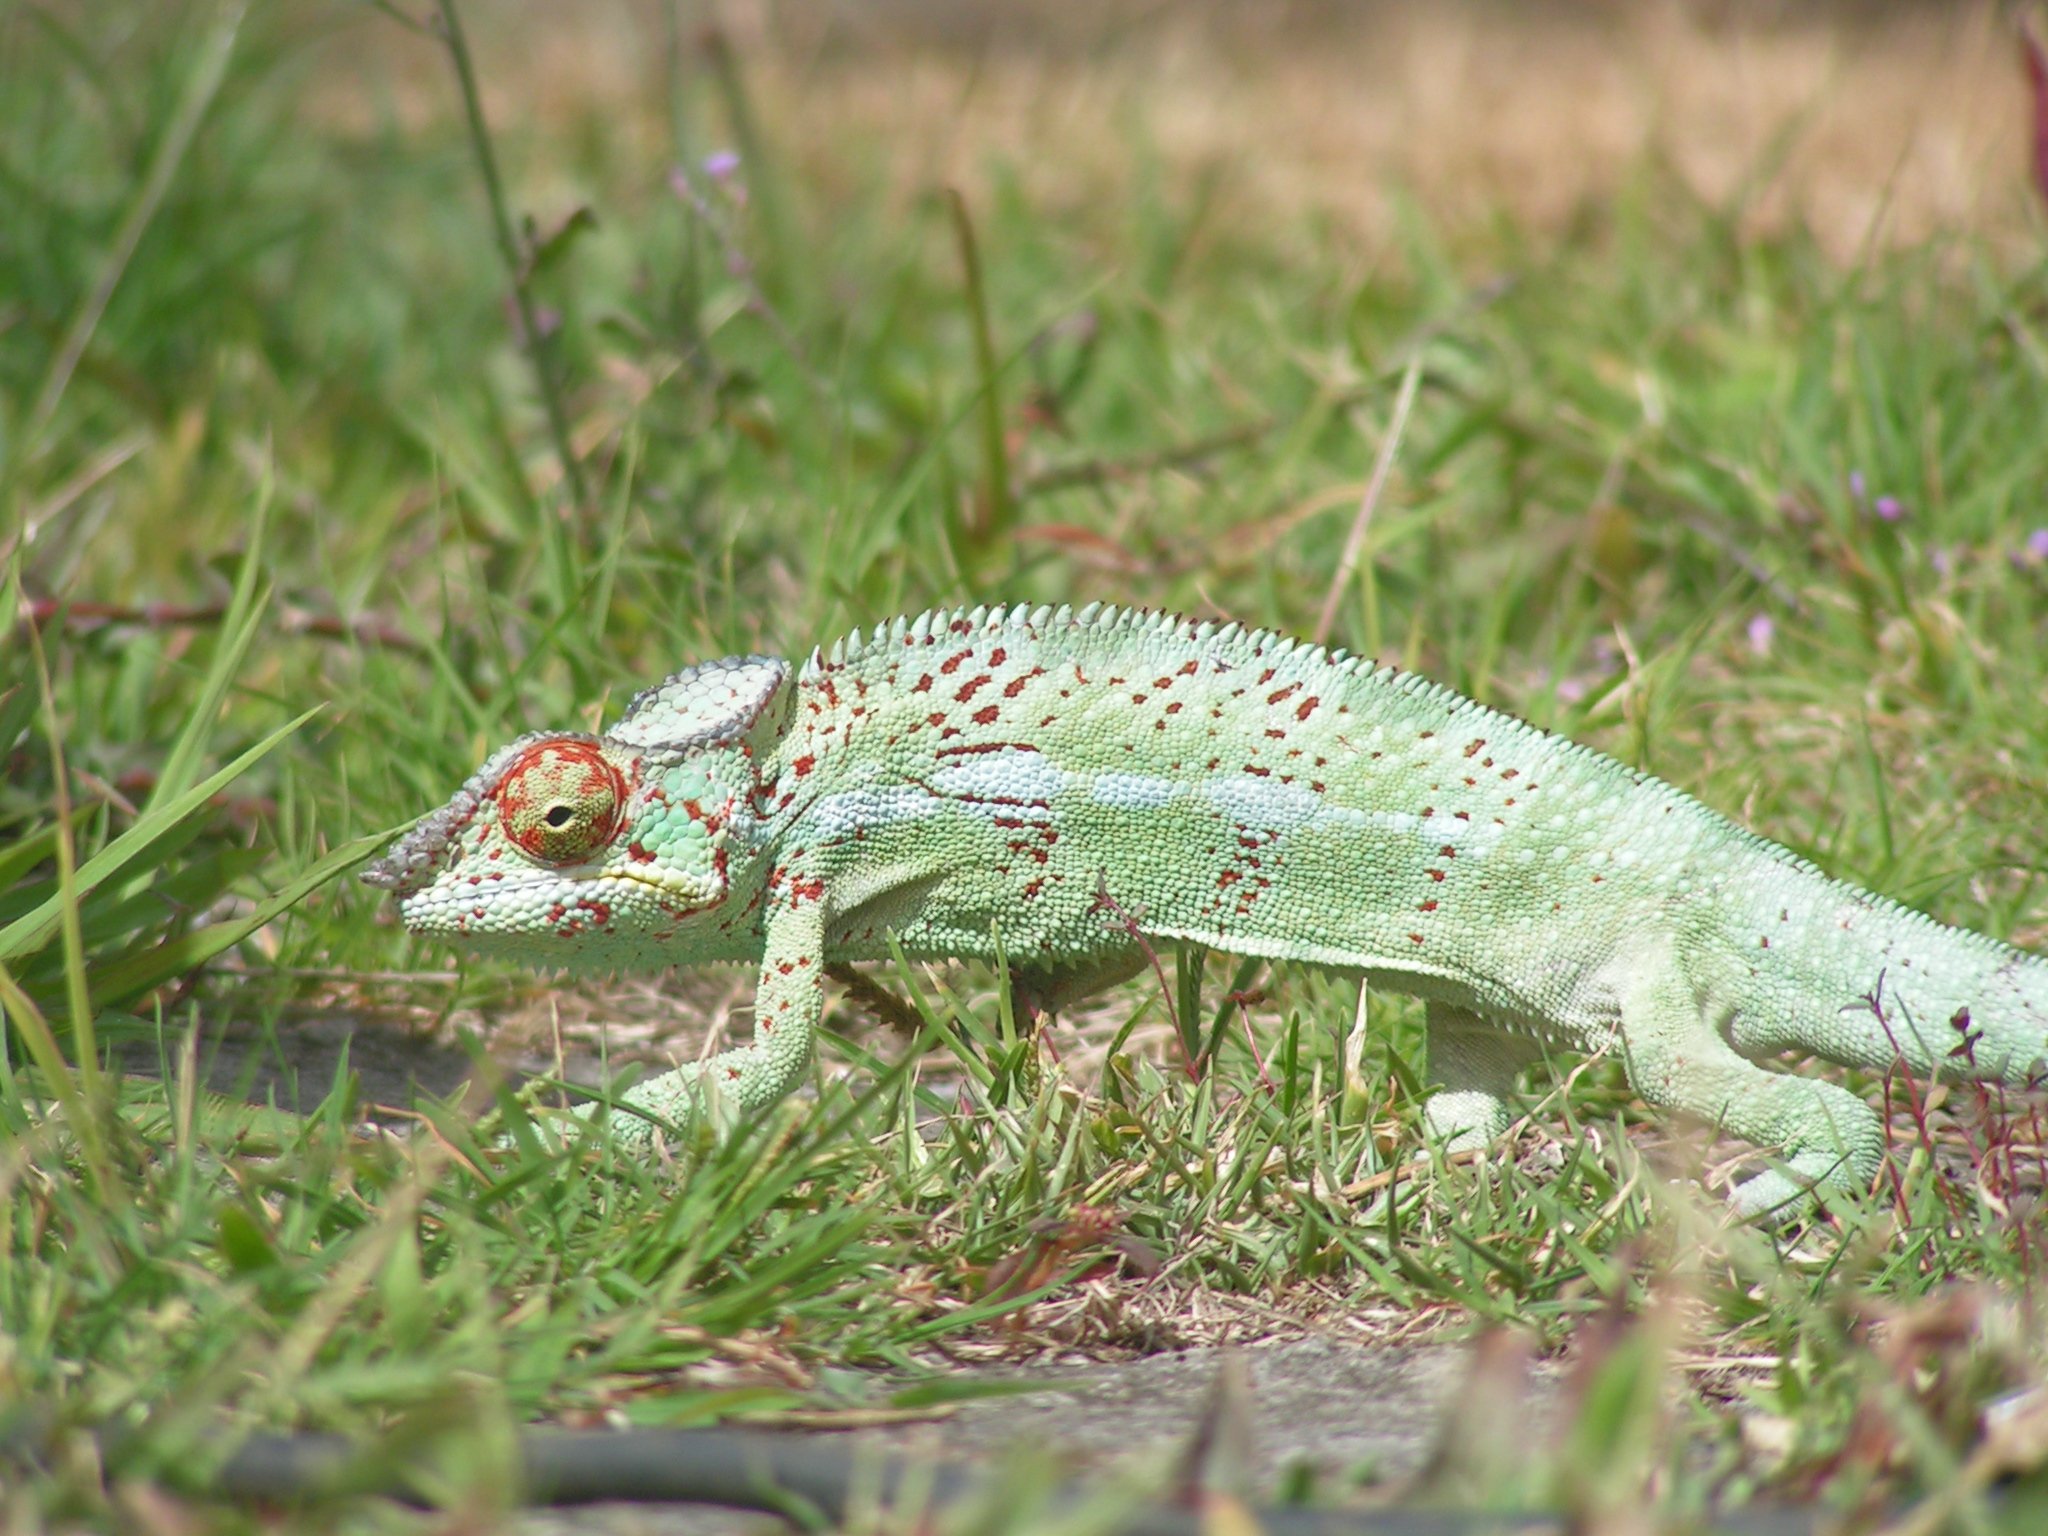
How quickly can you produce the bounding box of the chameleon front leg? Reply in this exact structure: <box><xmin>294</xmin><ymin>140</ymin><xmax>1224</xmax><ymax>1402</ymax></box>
<box><xmin>601</xmin><ymin>893</ymin><xmax>829</xmax><ymax>1150</ymax></box>
<box><xmin>1421</xmin><ymin>1002</ymin><xmax>1542</xmax><ymax>1153</ymax></box>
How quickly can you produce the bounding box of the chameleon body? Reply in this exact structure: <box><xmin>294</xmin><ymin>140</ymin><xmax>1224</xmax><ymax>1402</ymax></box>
<box><xmin>365</xmin><ymin>604</ymin><xmax>2047</xmax><ymax>1215</ymax></box>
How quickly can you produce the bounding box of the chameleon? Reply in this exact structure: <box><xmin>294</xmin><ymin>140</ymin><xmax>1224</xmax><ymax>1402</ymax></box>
<box><xmin>363</xmin><ymin>603</ymin><xmax>2047</xmax><ymax>1216</ymax></box>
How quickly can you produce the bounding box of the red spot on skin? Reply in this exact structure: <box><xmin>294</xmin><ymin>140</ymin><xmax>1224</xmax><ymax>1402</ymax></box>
<box><xmin>1217</xmin><ymin>870</ymin><xmax>1242</xmax><ymax>886</ymax></box>
<box><xmin>1256</xmin><ymin>668</ymin><xmax>1277</xmax><ymax>685</ymax></box>
<box><xmin>1265</xmin><ymin>728</ymin><xmax>1286</xmax><ymax>740</ymax></box>
<box><xmin>1022</xmin><ymin>877</ymin><xmax>1045</xmax><ymax>900</ymax></box>
<box><xmin>1591</xmin><ymin>874</ymin><xmax>1604</xmax><ymax>884</ymax></box>
<box><xmin>627</xmin><ymin>841</ymin><xmax>656</xmax><ymax>863</ymax></box>
<box><xmin>777</xmin><ymin>960</ymin><xmax>795</xmax><ymax>975</ymax></box>
<box><xmin>1429</xmin><ymin>869</ymin><xmax>1446</xmax><ymax>881</ymax></box>
<box><xmin>1501</xmin><ymin>768</ymin><xmax>1520</xmax><ymax>780</ymax></box>
<box><xmin>941</xmin><ymin>740</ymin><xmax>1041</xmax><ymax>758</ymax></box>
<box><xmin>955</xmin><ymin>674</ymin><xmax>992</xmax><ymax>703</ymax></box>
<box><xmin>792</xmin><ymin>754</ymin><xmax>816</xmax><ymax>778</ymax></box>
<box><xmin>1296</xmin><ymin>696</ymin><xmax>1319</xmax><ymax>721</ymax></box>
<box><xmin>1440</xmin><ymin>845</ymin><xmax>1456</xmax><ymax>857</ymax></box>
<box><xmin>1454</xmin><ymin>811</ymin><xmax>1471</xmax><ymax>821</ymax></box>
<box><xmin>577</xmin><ymin>899</ymin><xmax>612</xmax><ymax>925</ymax></box>
<box><xmin>973</xmin><ymin>705</ymin><xmax>999</xmax><ymax>724</ymax></box>
<box><xmin>1178</xmin><ymin>660</ymin><xmax>1199</xmax><ymax>676</ymax></box>
<box><xmin>1419</xmin><ymin>900</ymin><xmax>1438</xmax><ymax>912</ymax></box>
<box><xmin>790</xmin><ymin>875</ymin><xmax>825</xmax><ymax>905</ymax></box>
<box><xmin>1245</xmin><ymin>765</ymin><xmax>1272</xmax><ymax>777</ymax></box>
<box><xmin>548</xmin><ymin>904</ymin><xmax>566</xmax><ymax>923</ymax></box>
<box><xmin>940</xmin><ymin>648</ymin><xmax>972</xmax><ymax>675</ymax></box>
<box><xmin>1409</xmin><ymin>933</ymin><xmax>1425</xmax><ymax>944</ymax></box>
<box><xmin>1267</xmin><ymin>683</ymin><xmax>1299</xmax><ymax>705</ymax></box>
<box><xmin>1464</xmin><ymin>739</ymin><xmax>1486</xmax><ymax>757</ymax></box>
<box><xmin>1419</xmin><ymin>731</ymin><xmax>1434</xmax><ymax>740</ymax></box>
<box><xmin>928</xmin><ymin>712</ymin><xmax>947</xmax><ymax>728</ymax></box>
<box><xmin>989</xmin><ymin>647</ymin><xmax>1006</xmax><ymax>665</ymax></box>
<box><xmin>1760</xmin><ymin>937</ymin><xmax>1770</xmax><ymax>948</ymax></box>
<box><xmin>913</xmin><ymin>674</ymin><xmax>933</xmax><ymax>693</ymax></box>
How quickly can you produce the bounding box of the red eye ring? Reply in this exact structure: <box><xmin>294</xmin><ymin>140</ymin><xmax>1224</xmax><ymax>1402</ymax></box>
<box><xmin>495</xmin><ymin>739</ymin><xmax>628</xmax><ymax>864</ymax></box>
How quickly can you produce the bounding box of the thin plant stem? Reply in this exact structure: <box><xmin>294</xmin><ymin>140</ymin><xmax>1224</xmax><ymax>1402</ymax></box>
<box><xmin>1315</xmin><ymin>356</ymin><xmax>1422</xmax><ymax>647</ymax></box>
<box><xmin>947</xmin><ymin>188</ymin><xmax>1013</xmax><ymax>570</ymax></box>
<box><xmin>429</xmin><ymin>0</ymin><xmax>590</xmax><ymax>511</ymax></box>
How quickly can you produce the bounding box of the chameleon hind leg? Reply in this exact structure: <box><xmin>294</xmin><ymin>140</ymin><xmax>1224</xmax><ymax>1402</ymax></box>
<box><xmin>1620</xmin><ymin>966</ymin><xmax>1885</xmax><ymax>1219</ymax></box>
<box><xmin>1422</xmin><ymin>1002</ymin><xmax>1544</xmax><ymax>1152</ymax></box>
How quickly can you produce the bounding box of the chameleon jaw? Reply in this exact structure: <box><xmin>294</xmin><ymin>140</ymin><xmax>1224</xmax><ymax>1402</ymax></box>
<box><xmin>602</xmin><ymin>865</ymin><xmax>724</xmax><ymax>910</ymax></box>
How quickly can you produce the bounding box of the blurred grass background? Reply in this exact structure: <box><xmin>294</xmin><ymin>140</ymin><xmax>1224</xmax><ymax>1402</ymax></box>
<box><xmin>4</xmin><ymin>0</ymin><xmax>2048</xmax><ymax>1526</ymax></box>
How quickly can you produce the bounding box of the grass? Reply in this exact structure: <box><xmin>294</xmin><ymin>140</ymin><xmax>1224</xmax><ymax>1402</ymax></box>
<box><xmin>3</xmin><ymin>0</ymin><xmax>2048</xmax><ymax>1528</ymax></box>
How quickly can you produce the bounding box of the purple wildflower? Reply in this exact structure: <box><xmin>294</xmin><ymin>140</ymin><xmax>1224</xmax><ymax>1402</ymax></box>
<box><xmin>1873</xmin><ymin>495</ymin><xmax>1905</xmax><ymax>523</ymax></box>
<box><xmin>1848</xmin><ymin>471</ymin><xmax>1867</xmax><ymax>505</ymax></box>
<box><xmin>2030</xmin><ymin>529</ymin><xmax>2048</xmax><ymax>559</ymax></box>
<box><xmin>703</xmin><ymin>149</ymin><xmax>742</xmax><ymax>182</ymax></box>
<box><xmin>1746</xmin><ymin>613</ymin><xmax>1774</xmax><ymax>657</ymax></box>
<box><xmin>1930</xmin><ymin>546</ymin><xmax>1954</xmax><ymax>577</ymax></box>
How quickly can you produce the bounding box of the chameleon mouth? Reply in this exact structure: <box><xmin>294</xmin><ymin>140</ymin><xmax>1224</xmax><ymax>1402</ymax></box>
<box><xmin>602</xmin><ymin>866</ymin><xmax>722</xmax><ymax>906</ymax></box>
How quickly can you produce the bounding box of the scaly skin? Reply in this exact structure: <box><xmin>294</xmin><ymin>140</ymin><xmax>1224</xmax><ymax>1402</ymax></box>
<box><xmin>365</xmin><ymin>604</ymin><xmax>2048</xmax><ymax>1215</ymax></box>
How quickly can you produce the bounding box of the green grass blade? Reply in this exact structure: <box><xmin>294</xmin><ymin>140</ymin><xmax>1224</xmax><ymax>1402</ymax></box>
<box><xmin>0</xmin><ymin>706</ymin><xmax>322</xmax><ymax>967</ymax></box>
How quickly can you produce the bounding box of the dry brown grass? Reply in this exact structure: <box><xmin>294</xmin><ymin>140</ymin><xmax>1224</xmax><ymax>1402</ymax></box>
<box><xmin>321</xmin><ymin>0</ymin><xmax>2043</xmax><ymax>258</ymax></box>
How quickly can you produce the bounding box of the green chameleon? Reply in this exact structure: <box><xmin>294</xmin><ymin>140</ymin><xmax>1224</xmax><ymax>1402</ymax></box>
<box><xmin>364</xmin><ymin>604</ymin><xmax>2046</xmax><ymax>1216</ymax></box>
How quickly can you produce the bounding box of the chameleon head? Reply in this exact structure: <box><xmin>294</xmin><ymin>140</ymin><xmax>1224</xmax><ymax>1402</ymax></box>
<box><xmin>361</xmin><ymin>733</ymin><xmax>734</xmax><ymax>968</ymax></box>
<box><xmin>364</xmin><ymin>654</ymin><xmax>793</xmax><ymax>969</ymax></box>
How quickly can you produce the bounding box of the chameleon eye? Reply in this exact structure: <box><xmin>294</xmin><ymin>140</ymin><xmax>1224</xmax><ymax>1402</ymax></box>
<box><xmin>496</xmin><ymin>739</ymin><xmax>628</xmax><ymax>866</ymax></box>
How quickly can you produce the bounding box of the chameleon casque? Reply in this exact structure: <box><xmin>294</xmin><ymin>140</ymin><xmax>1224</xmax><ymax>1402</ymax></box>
<box><xmin>365</xmin><ymin>603</ymin><xmax>2048</xmax><ymax>1216</ymax></box>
